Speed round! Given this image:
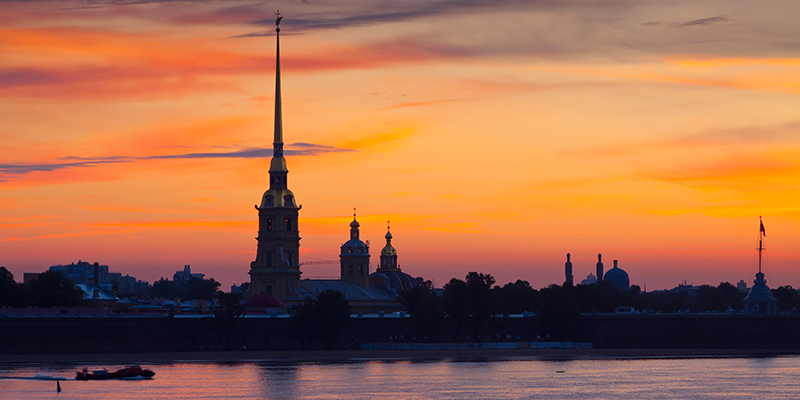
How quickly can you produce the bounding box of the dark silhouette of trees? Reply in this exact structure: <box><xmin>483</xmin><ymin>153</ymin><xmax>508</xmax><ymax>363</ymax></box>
<box><xmin>288</xmin><ymin>290</ymin><xmax>352</xmax><ymax>349</ymax></box>
<box><xmin>184</xmin><ymin>278</ymin><xmax>221</xmax><ymax>300</ymax></box>
<box><xmin>27</xmin><ymin>271</ymin><xmax>84</xmax><ymax>307</ymax></box>
<box><xmin>213</xmin><ymin>292</ymin><xmax>244</xmax><ymax>350</ymax></box>
<box><xmin>442</xmin><ymin>272</ymin><xmax>496</xmax><ymax>339</ymax></box>
<box><xmin>0</xmin><ymin>267</ymin><xmax>17</xmax><ymax>307</ymax></box>
<box><xmin>400</xmin><ymin>280</ymin><xmax>442</xmax><ymax>341</ymax></box>
<box><xmin>314</xmin><ymin>290</ymin><xmax>352</xmax><ymax>348</ymax></box>
<box><xmin>151</xmin><ymin>279</ymin><xmax>180</xmax><ymax>299</ymax></box>
<box><xmin>772</xmin><ymin>286</ymin><xmax>799</xmax><ymax>312</ymax></box>
<box><xmin>537</xmin><ymin>284</ymin><xmax>580</xmax><ymax>340</ymax></box>
<box><xmin>288</xmin><ymin>297</ymin><xmax>316</xmax><ymax>350</ymax></box>
<box><xmin>493</xmin><ymin>280</ymin><xmax>539</xmax><ymax>314</ymax></box>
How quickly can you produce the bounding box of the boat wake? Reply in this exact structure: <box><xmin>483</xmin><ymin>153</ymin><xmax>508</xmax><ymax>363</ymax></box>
<box><xmin>0</xmin><ymin>374</ymin><xmax>71</xmax><ymax>381</ymax></box>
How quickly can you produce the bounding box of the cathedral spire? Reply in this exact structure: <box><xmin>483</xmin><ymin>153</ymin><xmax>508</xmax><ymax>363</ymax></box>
<box><xmin>272</xmin><ymin>10</ymin><xmax>284</xmax><ymax>159</ymax></box>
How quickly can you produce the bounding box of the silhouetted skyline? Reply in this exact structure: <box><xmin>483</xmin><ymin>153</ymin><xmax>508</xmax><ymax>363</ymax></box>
<box><xmin>2</xmin><ymin>1</ymin><xmax>800</xmax><ymax>290</ymax></box>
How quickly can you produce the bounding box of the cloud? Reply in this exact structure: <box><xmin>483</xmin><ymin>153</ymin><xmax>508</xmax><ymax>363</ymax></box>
<box><xmin>677</xmin><ymin>16</ymin><xmax>728</xmax><ymax>28</ymax></box>
<box><xmin>0</xmin><ymin>143</ymin><xmax>354</xmax><ymax>177</ymax></box>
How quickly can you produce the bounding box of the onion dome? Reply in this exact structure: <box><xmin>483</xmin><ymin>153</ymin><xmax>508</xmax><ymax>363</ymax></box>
<box><xmin>381</xmin><ymin>227</ymin><xmax>396</xmax><ymax>257</ymax></box>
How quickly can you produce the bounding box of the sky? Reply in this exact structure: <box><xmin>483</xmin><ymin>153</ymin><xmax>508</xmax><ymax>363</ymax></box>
<box><xmin>2</xmin><ymin>0</ymin><xmax>800</xmax><ymax>291</ymax></box>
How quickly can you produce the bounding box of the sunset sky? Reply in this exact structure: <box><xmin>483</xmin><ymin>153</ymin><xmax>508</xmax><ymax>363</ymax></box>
<box><xmin>2</xmin><ymin>0</ymin><xmax>800</xmax><ymax>290</ymax></box>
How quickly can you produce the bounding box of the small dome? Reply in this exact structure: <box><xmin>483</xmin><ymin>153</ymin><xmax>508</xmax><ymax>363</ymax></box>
<box><xmin>385</xmin><ymin>230</ymin><xmax>393</xmax><ymax>239</ymax></box>
<box><xmin>604</xmin><ymin>265</ymin><xmax>630</xmax><ymax>291</ymax></box>
<box><xmin>350</xmin><ymin>218</ymin><xmax>360</xmax><ymax>228</ymax></box>
<box><xmin>381</xmin><ymin>244</ymin><xmax>396</xmax><ymax>257</ymax></box>
<box><xmin>245</xmin><ymin>293</ymin><xmax>285</xmax><ymax>308</ymax></box>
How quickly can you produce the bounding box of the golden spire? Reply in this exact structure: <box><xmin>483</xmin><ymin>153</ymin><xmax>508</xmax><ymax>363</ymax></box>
<box><xmin>269</xmin><ymin>10</ymin><xmax>287</xmax><ymax>174</ymax></box>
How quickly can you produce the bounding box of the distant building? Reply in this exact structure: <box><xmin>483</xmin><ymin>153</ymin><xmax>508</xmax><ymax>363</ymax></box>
<box><xmin>564</xmin><ymin>253</ymin><xmax>573</xmax><ymax>285</ymax></box>
<box><xmin>670</xmin><ymin>281</ymin><xmax>699</xmax><ymax>296</ymax></box>
<box><xmin>737</xmin><ymin>279</ymin><xmax>748</xmax><ymax>293</ymax></box>
<box><xmin>603</xmin><ymin>260</ymin><xmax>630</xmax><ymax>291</ymax></box>
<box><xmin>743</xmin><ymin>271</ymin><xmax>777</xmax><ymax>314</ymax></box>
<box><xmin>45</xmin><ymin>260</ymin><xmax>149</xmax><ymax>296</ymax></box>
<box><xmin>173</xmin><ymin>265</ymin><xmax>204</xmax><ymax>289</ymax></box>
<box><xmin>596</xmin><ymin>254</ymin><xmax>604</xmax><ymax>282</ymax></box>
<box><xmin>369</xmin><ymin>223</ymin><xmax>419</xmax><ymax>296</ymax></box>
<box><xmin>580</xmin><ymin>273</ymin><xmax>597</xmax><ymax>285</ymax></box>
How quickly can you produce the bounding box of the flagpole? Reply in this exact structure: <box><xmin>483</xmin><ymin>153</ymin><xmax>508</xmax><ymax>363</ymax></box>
<box><xmin>758</xmin><ymin>215</ymin><xmax>764</xmax><ymax>274</ymax></box>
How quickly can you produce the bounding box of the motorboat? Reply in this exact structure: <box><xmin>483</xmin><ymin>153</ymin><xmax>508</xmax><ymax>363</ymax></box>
<box><xmin>76</xmin><ymin>365</ymin><xmax>155</xmax><ymax>380</ymax></box>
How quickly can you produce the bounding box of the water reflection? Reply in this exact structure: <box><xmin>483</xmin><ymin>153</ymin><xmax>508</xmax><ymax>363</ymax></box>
<box><xmin>2</xmin><ymin>356</ymin><xmax>800</xmax><ymax>399</ymax></box>
<box><xmin>259</xmin><ymin>365</ymin><xmax>299</xmax><ymax>399</ymax></box>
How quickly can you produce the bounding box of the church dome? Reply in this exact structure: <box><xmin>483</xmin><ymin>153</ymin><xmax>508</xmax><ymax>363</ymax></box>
<box><xmin>381</xmin><ymin>243</ymin><xmax>396</xmax><ymax>257</ymax></box>
<box><xmin>350</xmin><ymin>218</ymin><xmax>360</xmax><ymax>228</ymax></box>
<box><xmin>369</xmin><ymin>270</ymin><xmax>418</xmax><ymax>296</ymax></box>
<box><xmin>604</xmin><ymin>261</ymin><xmax>630</xmax><ymax>291</ymax></box>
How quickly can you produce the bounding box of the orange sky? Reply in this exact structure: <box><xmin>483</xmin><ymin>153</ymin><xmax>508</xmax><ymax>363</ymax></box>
<box><xmin>2</xmin><ymin>0</ymin><xmax>800</xmax><ymax>290</ymax></box>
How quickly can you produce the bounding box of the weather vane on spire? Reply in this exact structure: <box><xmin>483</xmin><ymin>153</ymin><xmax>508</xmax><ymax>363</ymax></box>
<box><xmin>353</xmin><ymin>207</ymin><xmax>357</xmax><ymax>218</ymax></box>
<box><xmin>387</xmin><ymin>220</ymin><xmax>391</xmax><ymax>229</ymax></box>
<box><xmin>275</xmin><ymin>10</ymin><xmax>283</xmax><ymax>32</ymax></box>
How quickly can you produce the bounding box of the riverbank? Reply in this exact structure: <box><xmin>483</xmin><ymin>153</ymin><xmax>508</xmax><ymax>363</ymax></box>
<box><xmin>3</xmin><ymin>348</ymin><xmax>800</xmax><ymax>366</ymax></box>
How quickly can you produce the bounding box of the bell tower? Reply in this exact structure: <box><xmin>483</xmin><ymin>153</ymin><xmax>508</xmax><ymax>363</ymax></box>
<box><xmin>340</xmin><ymin>211</ymin><xmax>370</xmax><ymax>287</ymax></box>
<box><xmin>248</xmin><ymin>11</ymin><xmax>302</xmax><ymax>299</ymax></box>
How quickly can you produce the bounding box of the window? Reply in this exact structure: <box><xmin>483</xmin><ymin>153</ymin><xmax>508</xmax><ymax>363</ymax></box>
<box><xmin>348</xmin><ymin>248</ymin><xmax>353</xmax><ymax>254</ymax></box>
<box><xmin>286</xmin><ymin>251</ymin><xmax>292</xmax><ymax>266</ymax></box>
<box><xmin>286</xmin><ymin>218</ymin><xmax>292</xmax><ymax>231</ymax></box>
<box><xmin>348</xmin><ymin>265</ymin><xmax>353</xmax><ymax>276</ymax></box>
<box><xmin>359</xmin><ymin>265</ymin><xmax>364</xmax><ymax>275</ymax></box>
<box><xmin>265</xmin><ymin>285</ymin><xmax>273</xmax><ymax>296</ymax></box>
<box><xmin>267</xmin><ymin>218</ymin><xmax>272</xmax><ymax>231</ymax></box>
<box><xmin>266</xmin><ymin>252</ymin><xmax>273</xmax><ymax>267</ymax></box>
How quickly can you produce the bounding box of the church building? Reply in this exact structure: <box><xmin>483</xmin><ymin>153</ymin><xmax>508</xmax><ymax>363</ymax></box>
<box><xmin>246</xmin><ymin>15</ymin><xmax>419</xmax><ymax>313</ymax></box>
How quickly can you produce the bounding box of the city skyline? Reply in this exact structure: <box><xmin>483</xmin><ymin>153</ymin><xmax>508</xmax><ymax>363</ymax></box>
<box><xmin>2</xmin><ymin>1</ymin><xmax>800</xmax><ymax>290</ymax></box>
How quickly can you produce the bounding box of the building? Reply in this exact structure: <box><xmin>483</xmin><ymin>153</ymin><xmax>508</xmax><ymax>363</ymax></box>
<box><xmin>595</xmin><ymin>253</ymin><xmax>604</xmax><ymax>282</ymax></box>
<box><xmin>247</xmin><ymin>16</ymin><xmax>302</xmax><ymax>300</ymax></box>
<box><xmin>580</xmin><ymin>273</ymin><xmax>597</xmax><ymax>285</ymax></box>
<box><xmin>743</xmin><ymin>217</ymin><xmax>776</xmax><ymax>314</ymax></box>
<box><xmin>603</xmin><ymin>260</ymin><xmax>630</xmax><ymax>291</ymax></box>
<box><xmin>245</xmin><ymin>17</ymin><xmax>418</xmax><ymax>313</ymax></box>
<box><xmin>173</xmin><ymin>265</ymin><xmax>204</xmax><ymax>289</ymax></box>
<box><xmin>339</xmin><ymin>213</ymin><xmax>370</xmax><ymax>287</ymax></box>
<box><xmin>564</xmin><ymin>253</ymin><xmax>573</xmax><ymax>285</ymax></box>
<box><xmin>369</xmin><ymin>223</ymin><xmax>419</xmax><ymax>296</ymax></box>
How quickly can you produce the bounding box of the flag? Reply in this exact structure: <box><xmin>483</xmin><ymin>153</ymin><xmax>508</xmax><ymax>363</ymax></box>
<box><xmin>760</xmin><ymin>220</ymin><xmax>766</xmax><ymax>237</ymax></box>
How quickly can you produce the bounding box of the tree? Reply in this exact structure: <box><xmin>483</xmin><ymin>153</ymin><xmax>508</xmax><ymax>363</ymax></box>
<box><xmin>313</xmin><ymin>290</ymin><xmax>352</xmax><ymax>349</ymax></box>
<box><xmin>442</xmin><ymin>277</ymin><xmax>470</xmax><ymax>335</ymax></box>
<box><xmin>772</xmin><ymin>286</ymin><xmax>799</xmax><ymax>312</ymax></box>
<box><xmin>0</xmin><ymin>267</ymin><xmax>17</xmax><ymax>307</ymax></box>
<box><xmin>151</xmin><ymin>279</ymin><xmax>180</xmax><ymax>299</ymax></box>
<box><xmin>537</xmin><ymin>284</ymin><xmax>580</xmax><ymax>340</ymax></box>
<box><xmin>288</xmin><ymin>297</ymin><xmax>317</xmax><ymax>350</ymax></box>
<box><xmin>27</xmin><ymin>271</ymin><xmax>84</xmax><ymax>307</ymax></box>
<box><xmin>213</xmin><ymin>292</ymin><xmax>245</xmax><ymax>350</ymax></box>
<box><xmin>400</xmin><ymin>280</ymin><xmax>442</xmax><ymax>341</ymax></box>
<box><xmin>494</xmin><ymin>280</ymin><xmax>539</xmax><ymax>314</ymax></box>
<box><xmin>184</xmin><ymin>278</ymin><xmax>221</xmax><ymax>300</ymax></box>
<box><xmin>288</xmin><ymin>290</ymin><xmax>352</xmax><ymax>350</ymax></box>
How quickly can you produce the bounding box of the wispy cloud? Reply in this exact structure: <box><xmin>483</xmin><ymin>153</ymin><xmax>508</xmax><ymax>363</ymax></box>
<box><xmin>0</xmin><ymin>143</ymin><xmax>354</xmax><ymax>177</ymax></box>
<box><xmin>677</xmin><ymin>16</ymin><xmax>729</xmax><ymax>28</ymax></box>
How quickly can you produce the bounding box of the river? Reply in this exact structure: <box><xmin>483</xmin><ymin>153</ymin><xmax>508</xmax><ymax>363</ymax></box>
<box><xmin>2</xmin><ymin>355</ymin><xmax>799</xmax><ymax>399</ymax></box>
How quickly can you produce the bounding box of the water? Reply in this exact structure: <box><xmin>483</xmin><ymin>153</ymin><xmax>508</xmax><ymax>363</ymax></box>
<box><xmin>2</xmin><ymin>356</ymin><xmax>800</xmax><ymax>399</ymax></box>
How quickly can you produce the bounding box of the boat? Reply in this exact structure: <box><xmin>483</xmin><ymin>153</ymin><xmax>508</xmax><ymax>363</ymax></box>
<box><xmin>76</xmin><ymin>365</ymin><xmax>155</xmax><ymax>380</ymax></box>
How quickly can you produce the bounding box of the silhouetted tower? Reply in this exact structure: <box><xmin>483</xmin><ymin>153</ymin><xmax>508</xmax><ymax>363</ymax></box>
<box><xmin>377</xmin><ymin>221</ymin><xmax>398</xmax><ymax>272</ymax></box>
<box><xmin>596</xmin><ymin>253</ymin><xmax>604</xmax><ymax>282</ymax></box>
<box><xmin>744</xmin><ymin>216</ymin><xmax>777</xmax><ymax>314</ymax></box>
<box><xmin>248</xmin><ymin>11</ymin><xmax>302</xmax><ymax>299</ymax></box>
<box><xmin>564</xmin><ymin>253</ymin><xmax>573</xmax><ymax>285</ymax></box>
<box><xmin>340</xmin><ymin>210</ymin><xmax>370</xmax><ymax>287</ymax></box>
